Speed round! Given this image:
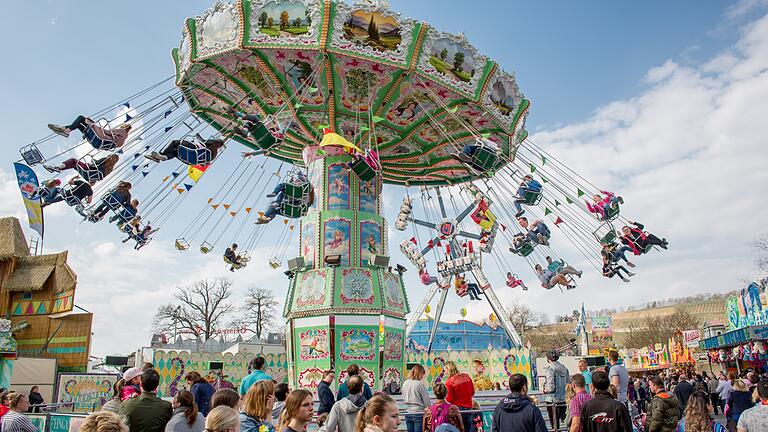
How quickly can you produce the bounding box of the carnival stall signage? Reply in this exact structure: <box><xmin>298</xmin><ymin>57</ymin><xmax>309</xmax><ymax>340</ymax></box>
<box><xmin>683</xmin><ymin>330</ymin><xmax>701</xmax><ymax>348</ymax></box>
<box><xmin>55</xmin><ymin>373</ymin><xmax>119</xmax><ymax>413</ymax></box>
<box><xmin>590</xmin><ymin>316</ymin><xmax>613</xmax><ymax>343</ymax></box>
<box><xmin>726</xmin><ymin>282</ymin><xmax>767</xmax><ymax>331</ymax></box>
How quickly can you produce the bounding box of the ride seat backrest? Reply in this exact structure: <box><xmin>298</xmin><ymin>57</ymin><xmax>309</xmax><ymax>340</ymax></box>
<box><xmin>84</xmin><ymin>125</ymin><xmax>116</xmax><ymax>151</ymax></box>
<box><xmin>523</xmin><ymin>190</ymin><xmax>542</xmax><ymax>205</ymax></box>
<box><xmin>350</xmin><ymin>158</ymin><xmax>376</xmax><ymax>182</ymax></box>
<box><xmin>20</xmin><ymin>144</ymin><xmax>45</xmax><ymax>166</ymax></box>
<box><xmin>472</xmin><ymin>145</ymin><xmax>498</xmax><ymax>170</ymax></box>
<box><xmin>178</xmin><ymin>143</ymin><xmax>212</xmax><ymax>165</ymax></box>
<box><xmin>518</xmin><ymin>242</ymin><xmax>534</xmax><ymax>257</ymax></box>
<box><xmin>250</xmin><ymin>122</ymin><xmax>278</xmax><ymax>150</ymax></box>
<box><xmin>604</xmin><ymin>205</ymin><xmax>620</xmax><ymax>221</ymax></box>
<box><xmin>61</xmin><ymin>185</ymin><xmax>82</xmax><ymax>206</ymax></box>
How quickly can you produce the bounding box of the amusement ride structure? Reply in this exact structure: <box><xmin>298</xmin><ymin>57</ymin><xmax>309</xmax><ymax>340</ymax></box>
<box><xmin>14</xmin><ymin>0</ymin><xmax>669</xmax><ymax>390</ymax></box>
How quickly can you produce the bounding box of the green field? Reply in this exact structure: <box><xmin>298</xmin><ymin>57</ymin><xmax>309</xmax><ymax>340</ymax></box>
<box><xmin>260</xmin><ymin>26</ymin><xmax>280</xmax><ymax>37</ymax></box>
<box><xmin>429</xmin><ymin>55</ymin><xmax>471</xmax><ymax>82</ymax></box>
<box><xmin>284</xmin><ymin>26</ymin><xmax>309</xmax><ymax>35</ymax></box>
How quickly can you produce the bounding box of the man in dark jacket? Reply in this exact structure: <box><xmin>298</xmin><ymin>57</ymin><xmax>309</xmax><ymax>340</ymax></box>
<box><xmin>672</xmin><ymin>373</ymin><xmax>694</xmax><ymax>417</ymax></box>
<box><xmin>646</xmin><ymin>375</ymin><xmax>680</xmax><ymax>432</ymax></box>
<box><xmin>491</xmin><ymin>374</ymin><xmax>548</xmax><ymax>432</ymax></box>
<box><xmin>336</xmin><ymin>364</ymin><xmax>373</xmax><ymax>400</ymax></box>
<box><xmin>120</xmin><ymin>368</ymin><xmax>172</xmax><ymax>432</ymax></box>
<box><xmin>317</xmin><ymin>370</ymin><xmax>336</xmax><ymax>415</ymax></box>
<box><xmin>581</xmin><ymin>370</ymin><xmax>632</xmax><ymax>432</ymax></box>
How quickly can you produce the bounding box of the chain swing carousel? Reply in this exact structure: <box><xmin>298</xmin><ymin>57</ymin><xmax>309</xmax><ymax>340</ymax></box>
<box><xmin>16</xmin><ymin>0</ymin><xmax>672</xmax><ymax>391</ymax></box>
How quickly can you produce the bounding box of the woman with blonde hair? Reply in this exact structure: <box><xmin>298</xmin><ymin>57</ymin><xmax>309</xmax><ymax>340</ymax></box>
<box><xmin>443</xmin><ymin>362</ymin><xmax>475</xmax><ymax>432</ymax></box>
<box><xmin>725</xmin><ymin>379</ymin><xmax>753</xmax><ymax>427</ymax></box>
<box><xmin>354</xmin><ymin>394</ymin><xmax>400</xmax><ymax>432</ymax></box>
<box><xmin>402</xmin><ymin>365</ymin><xmax>430</xmax><ymax>432</ymax></box>
<box><xmin>240</xmin><ymin>380</ymin><xmax>275</xmax><ymax>432</ymax></box>
<box><xmin>2</xmin><ymin>392</ymin><xmax>37</xmax><ymax>432</ymax></box>
<box><xmin>205</xmin><ymin>406</ymin><xmax>240</xmax><ymax>432</ymax></box>
<box><xmin>677</xmin><ymin>391</ymin><xmax>726</xmax><ymax>432</ymax></box>
<box><xmin>276</xmin><ymin>389</ymin><xmax>313</xmax><ymax>432</ymax></box>
<box><xmin>80</xmin><ymin>411</ymin><xmax>128</xmax><ymax>432</ymax></box>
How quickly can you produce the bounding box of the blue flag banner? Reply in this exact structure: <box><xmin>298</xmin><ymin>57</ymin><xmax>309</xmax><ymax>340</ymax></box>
<box><xmin>13</xmin><ymin>162</ymin><xmax>44</xmax><ymax>238</ymax></box>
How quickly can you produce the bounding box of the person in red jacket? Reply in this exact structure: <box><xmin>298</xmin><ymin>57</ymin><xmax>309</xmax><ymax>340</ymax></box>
<box><xmin>444</xmin><ymin>361</ymin><xmax>476</xmax><ymax>432</ymax></box>
<box><xmin>620</xmin><ymin>221</ymin><xmax>668</xmax><ymax>255</ymax></box>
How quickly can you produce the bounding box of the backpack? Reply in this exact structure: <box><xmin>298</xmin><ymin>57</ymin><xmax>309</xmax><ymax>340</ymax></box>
<box><xmin>430</xmin><ymin>403</ymin><xmax>452</xmax><ymax>430</ymax></box>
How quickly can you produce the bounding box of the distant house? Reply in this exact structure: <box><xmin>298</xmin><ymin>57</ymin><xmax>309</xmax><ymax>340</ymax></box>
<box><xmin>0</xmin><ymin>217</ymin><xmax>92</xmax><ymax>371</ymax></box>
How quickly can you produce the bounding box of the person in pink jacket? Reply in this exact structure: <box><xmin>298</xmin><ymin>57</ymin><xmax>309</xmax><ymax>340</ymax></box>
<box><xmin>585</xmin><ymin>191</ymin><xmax>623</xmax><ymax>220</ymax></box>
<box><xmin>120</xmin><ymin>367</ymin><xmax>142</xmax><ymax>401</ymax></box>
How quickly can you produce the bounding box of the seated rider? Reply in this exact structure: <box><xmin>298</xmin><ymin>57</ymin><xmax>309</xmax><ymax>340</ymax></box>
<box><xmin>620</xmin><ymin>221</ymin><xmax>668</xmax><ymax>255</ymax></box>
<box><xmin>37</xmin><ymin>179</ymin><xmax>62</xmax><ymax>205</ymax></box>
<box><xmin>534</xmin><ymin>264</ymin><xmax>574</xmax><ymax>290</ymax></box>
<box><xmin>419</xmin><ymin>268</ymin><xmax>438</xmax><ymax>286</ymax></box>
<box><xmin>517</xmin><ymin>216</ymin><xmax>550</xmax><ymax>246</ymax></box>
<box><xmin>109</xmin><ymin>199</ymin><xmax>139</xmax><ymax>224</ymax></box>
<box><xmin>347</xmin><ymin>148</ymin><xmax>381</xmax><ymax>171</ymax></box>
<box><xmin>508</xmin><ymin>233</ymin><xmax>533</xmax><ymax>254</ymax></box>
<box><xmin>545</xmin><ymin>256</ymin><xmax>582</xmax><ymax>278</ymax></box>
<box><xmin>513</xmin><ymin>175</ymin><xmax>543</xmax><ymax>217</ymax></box>
<box><xmin>145</xmin><ymin>137</ymin><xmax>225</xmax><ymax>163</ymax></box>
<box><xmin>41</xmin><ymin>177</ymin><xmax>95</xmax><ymax>208</ymax></box>
<box><xmin>227</xmin><ymin>107</ymin><xmax>286</xmax><ymax>141</ymax></box>
<box><xmin>586</xmin><ymin>191</ymin><xmax>624</xmax><ymax>220</ymax></box>
<box><xmin>454</xmin><ymin>274</ymin><xmax>482</xmax><ymax>301</ymax></box>
<box><xmin>256</xmin><ymin>171</ymin><xmax>312</xmax><ymax>224</ymax></box>
<box><xmin>224</xmin><ymin>243</ymin><xmax>245</xmax><ymax>272</ymax></box>
<box><xmin>505</xmin><ymin>272</ymin><xmax>528</xmax><ymax>291</ymax></box>
<box><xmin>454</xmin><ymin>139</ymin><xmax>498</xmax><ymax>167</ymax></box>
<box><xmin>602</xmin><ymin>255</ymin><xmax>635</xmax><ymax>282</ymax></box>
<box><xmin>44</xmin><ymin>154</ymin><xmax>120</xmax><ymax>181</ymax></box>
<box><xmin>48</xmin><ymin>115</ymin><xmax>132</xmax><ymax>149</ymax></box>
<box><xmin>132</xmin><ymin>225</ymin><xmax>156</xmax><ymax>250</ymax></box>
<box><xmin>601</xmin><ymin>243</ymin><xmax>636</xmax><ymax>268</ymax></box>
<box><xmin>89</xmin><ymin>181</ymin><xmax>132</xmax><ymax>222</ymax></box>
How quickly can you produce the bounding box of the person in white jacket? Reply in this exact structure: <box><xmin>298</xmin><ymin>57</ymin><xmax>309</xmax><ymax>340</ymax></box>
<box><xmin>320</xmin><ymin>376</ymin><xmax>366</xmax><ymax>432</ymax></box>
<box><xmin>401</xmin><ymin>365</ymin><xmax>431</xmax><ymax>432</ymax></box>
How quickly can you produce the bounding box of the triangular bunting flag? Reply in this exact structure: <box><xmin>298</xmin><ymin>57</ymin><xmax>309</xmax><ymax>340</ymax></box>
<box><xmin>212</xmin><ymin>204</ymin><xmax>220</xmax><ymax>209</ymax></box>
<box><xmin>544</xmin><ymin>207</ymin><xmax>553</xmax><ymax>215</ymax></box>
<box><xmin>116</xmin><ymin>149</ymin><xmax>124</xmax><ymax>154</ymax></box>
<box><xmin>164</xmin><ymin>109</ymin><xmax>172</xmax><ymax>118</ymax></box>
<box><xmin>294</xmin><ymin>103</ymin><xmax>304</xmax><ymax>110</ymax></box>
<box><xmin>372</xmin><ymin>116</ymin><xmax>385</xmax><ymax>123</ymax></box>
<box><xmin>448</xmin><ymin>106</ymin><xmax>458</xmax><ymax>113</ymax></box>
<box><xmin>566</xmin><ymin>196</ymin><xmax>574</xmax><ymax>204</ymax></box>
<box><xmin>289</xmin><ymin>225</ymin><xmax>295</xmax><ymax>231</ymax></box>
<box><xmin>141</xmin><ymin>171</ymin><xmax>149</xmax><ymax>177</ymax></box>
<box><xmin>245</xmin><ymin>207</ymin><xmax>252</xmax><ymax>213</ymax></box>
<box><xmin>540</xmin><ymin>154</ymin><xmax>547</xmax><ymax>165</ymax></box>
<box><xmin>164</xmin><ymin>126</ymin><xmax>173</xmax><ymax>132</ymax></box>
<box><xmin>480</xmin><ymin>132</ymin><xmax>491</xmax><ymax>139</ymax></box>
<box><xmin>131</xmin><ymin>164</ymin><xmax>139</xmax><ymax>171</ymax></box>
<box><xmin>223</xmin><ymin>204</ymin><xmax>231</xmax><ymax>210</ymax></box>
<box><xmin>144</xmin><ymin>145</ymin><xmax>150</xmax><ymax>151</ymax></box>
<box><xmin>162</xmin><ymin>176</ymin><xmax>170</xmax><ymax>182</ymax></box>
<box><xmin>122</xmin><ymin>102</ymin><xmax>130</xmax><ymax>109</ymax></box>
<box><xmin>308</xmin><ymin>86</ymin><xmax>318</xmax><ymax>92</ymax></box>
<box><xmin>133</xmin><ymin>153</ymin><xmax>140</xmax><ymax>159</ymax></box>
<box><xmin>183</xmin><ymin>183</ymin><xmax>193</xmax><ymax>191</ymax></box>
<box><xmin>359</xmin><ymin>126</ymin><xmax>370</xmax><ymax>132</ymax></box>
<box><xmin>409</xmin><ymin>237</ymin><xmax>417</xmax><ymax>244</ymax></box>
<box><xmin>554</xmin><ymin>200</ymin><xmax>561</xmax><ymax>207</ymax></box>
<box><xmin>126</xmin><ymin>113</ymin><xmax>133</xmax><ymax>121</ymax></box>
<box><xmin>177</xmin><ymin>188</ymin><xmax>185</xmax><ymax>194</ymax></box>
<box><xmin>258</xmin><ymin>211</ymin><xmax>264</xmax><ymax>216</ymax></box>
<box><xmin>317</xmin><ymin>149</ymin><xmax>326</xmax><ymax>156</ymax></box>
<box><xmin>179</xmin><ymin>94</ymin><xmax>185</xmax><ymax>103</ymax></box>
<box><xmin>283</xmin><ymin>219</ymin><xmax>288</xmax><ymax>225</ymax></box>
<box><xmin>500</xmin><ymin>224</ymin><xmax>507</xmax><ymax>231</ymax></box>
<box><xmin>230</xmin><ymin>211</ymin><xmax>237</xmax><ymax>217</ymax></box>
<box><xmin>541</xmin><ymin>176</ymin><xmax>549</xmax><ymax>183</ymax></box>
<box><xmin>529</xmin><ymin>163</ymin><xmax>537</xmax><ymax>173</ymax></box>
<box><xmin>318</xmin><ymin>124</ymin><xmax>330</xmax><ymax>130</ymax></box>
<box><xmin>554</xmin><ymin>217</ymin><xmax>564</xmax><ymax>225</ymax></box>
<box><xmin>207</xmin><ymin>198</ymin><xmax>213</xmax><ymax>203</ymax></box>
<box><xmin>577</xmin><ymin>189</ymin><xmax>585</xmax><ymax>197</ymax></box>
<box><xmin>172</xmin><ymin>171</ymin><xmax>180</xmax><ymax>178</ymax></box>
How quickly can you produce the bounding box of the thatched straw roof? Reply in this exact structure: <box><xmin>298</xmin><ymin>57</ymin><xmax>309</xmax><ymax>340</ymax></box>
<box><xmin>4</xmin><ymin>251</ymin><xmax>76</xmax><ymax>292</ymax></box>
<box><xmin>0</xmin><ymin>217</ymin><xmax>30</xmax><ymax>259</ymax></box>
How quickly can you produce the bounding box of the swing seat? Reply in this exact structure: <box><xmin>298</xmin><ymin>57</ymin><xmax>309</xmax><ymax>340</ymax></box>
<box><xmin>200</xmin><ymin>242</ymin><xmax>213</xmax><ymax>254</ymax></box>
<box><xmin>20</xmin><ymin>144</ymin><xmax>45</xmax><ymax>166</ymax></box>
<box><xmin>76</xmin><ymin>155</ymin><xmax>105</xmax><ymax>183</ymax></box>
<box><xmin>522</xmin><ymin>190</ymin><xmax>542</xmax><ymax>206</ymax></box>
<box><xmin>471</xmin><ymin>145</ymin><xmax>499</xmax><ymax>171</ymax></box>
<box><xmin>269</xmin><ymin>258</ymin><xmax>281</xmax><ymax>269</ymax></box>
<box><xmin>284</xmin><ymin>182</ymin><xmax>310</xmax><ymax>200</ymax></box>
<box><xmin>454</xmin><ymin>283</ymin><xmax>468</xmax><ymax>297</ymax></box>
<box><xmin>516</xmin><ymin>242</ymin><xmax>535</xmax><ymax>257</ymax></box>
<box><xmin>603</xmin><ymin>205</ymin><xmax>620</xmax><ymax>221</ymax></box>
<box><xmin>350</xmin><ymin>158</ymin><xmax>376</xmax><ymax>182</ymax></box>
<box><xmin>60</xmin><ymin>185</ymin><xmax>84</xmax><ymax>207</ymax></box>
<box><xmin>84</xmin><ymin>126</ymin><xmax>116</xmax><ymax>151</ymax></box>
<box><xmin>280</xmin><ymin>201</ymin><xmax>308</xmax><ymax>218</ymax></box>
<box><xmin>178</xmin><ymin>144</ymin><xmax>212</xmax><ymax>166</ymax></box>
<box><xmin>593</xmin><ymin>222</ymin><xmax>617</xmax><ymax>246</ymax></box>
<box><xmin>249</xmin><ymin>122</ymin><xmax>278</xmax><ymax>150</ymax></box>
<box><xmin>175</xmin><ymin>238</ymin><xmax>190</xmax><ymax>251</ymax></box>
<box><xmin>643</xmin><ymin>244</ymin><xmax>654</xmax><ymax>254</ymax></box>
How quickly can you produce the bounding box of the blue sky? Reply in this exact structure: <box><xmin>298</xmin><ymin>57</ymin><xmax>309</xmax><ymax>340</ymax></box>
<box><xmin>1</xmin><ymin>1</ymin><xmax>767</xmax><ymax>356</ymax></box>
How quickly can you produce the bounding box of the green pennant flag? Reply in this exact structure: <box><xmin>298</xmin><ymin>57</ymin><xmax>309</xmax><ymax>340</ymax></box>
<box><xmin>480</xmin><ymin>132</ymin><xmax>491</xmax><ymax>139</ymax></box>
<box><xmin>318</xmin><ymin>124</ymin><xmax>330</xmax><ymax>130</ymax></box>
<box><xmin>308</xmin><ymin>87</ymin><xmax>318</xmax><ymax>92</ymax></box>
<box><xmin>544</xmin><ymin>207</ymin><xmax>553</xmax><ymax>216</ymax></box>
<box><xmin>317</xmin><ymin>149</ymin><xmax>326</xmax><ymax>156</ymax></box>
<box><xmin>372</xmin><ymin>116</ymin><xmax>385</xmax><ymax>123</ymax></box>
<box><xmin>540</xmin><ymin>154</ymin><xmax>547</xmax><ymax>165</ymax></box>
<box><xmin>294</xmin><ymin>103</ymin><xmax>304</xmax><ymax>110</ymax></box>
<box><xmin>554</xmin><ymin>200</ymin><xmax>561</xmax><ymax>207</ymax></box>
<box><xmin>541</xmin><ymin>176</ymin><xmax>549</xmax><ymax>183</ymax></box>
<box><xmin>577</xmin><ymin>188</ymin><xmax>585</xmax><ymax>197</ymax></box>
<box><xmin>359</xmin><ymin>125</ymin><xmax>370</xmax><ymax>132</ymax></box>
<box><xmin>448</xmin><ymin>106</ymin><xmax>459</xmax><ymax>113</ymax></box>
<box><xmin>529</xmin><ymin>163</ymin><xmax>537</xmax><ymax>173</ymax></box>
<box><xmin>566</xmin><ymin>196</ymin><xmax>574</xmax><ymax>204</ymax></box>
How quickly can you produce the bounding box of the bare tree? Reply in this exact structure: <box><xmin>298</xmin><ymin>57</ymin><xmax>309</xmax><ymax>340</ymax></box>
<box><xmin>239</xmin><ymin>286</ymin><xmax>279</xmax><ymax>340</ymax></box>
<box><xmin>153</xmin><ymin>278</ymin><xmax>234</xmax><ymax>340</ymax></box>
<box><xmin>750</xmin><ymin>235</ymin><xmax>768</xmax><ymax>272</ymax></box>
<box><xmin>506</xmin><ymin>301</ymin><xmax>547</xmax><ymax>341</ymax></box>
<box><xmin>622</xmin><ymin>308</ymin><xmax>699</xmax><ymax>349</ymax></box>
